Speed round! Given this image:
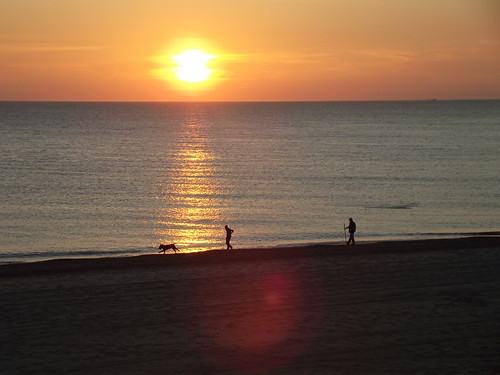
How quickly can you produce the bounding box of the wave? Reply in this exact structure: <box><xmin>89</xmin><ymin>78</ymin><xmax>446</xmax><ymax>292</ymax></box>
<box><xmin>414</xmin><ymin>231</ymin><xmax>500</xmax><ymax>237</ymax></box>
<box><xmin>2</xmin><ymin>231</ymin><xmax>499</xmax><ymax>265</ymax></box>
<box><xmin>0</xmin><ymin>246</ymin><xmax>153</xmax><ymax>264</ymax></box>
<box><xmin>370</xmin><ymin>203</ymin><xmax>419</xmax><ymax>210</ymax></box>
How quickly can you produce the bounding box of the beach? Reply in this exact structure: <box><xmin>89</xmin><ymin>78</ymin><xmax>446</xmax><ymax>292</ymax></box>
<box><xmin>1</xmin><ymin>237</ymin><xmax>500</xmax><ymax>374</ymax></box>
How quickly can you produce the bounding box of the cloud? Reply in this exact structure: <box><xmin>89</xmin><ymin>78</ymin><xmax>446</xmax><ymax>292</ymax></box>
<box><xmin>0</xmin><ymin>42</ymin><xmax>103</xmax><ymax>53</ymax></box>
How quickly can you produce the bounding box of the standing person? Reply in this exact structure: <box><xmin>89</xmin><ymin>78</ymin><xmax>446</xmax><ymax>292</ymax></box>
<box><xmin>345</xmin><ymin>218</ymin><xmax>356</xmax><ymax>245</ymax></box>
<box><xmin>225</xmin><ymin>225</ymin><xmax>234</xmax><ymax>249</ymax></box>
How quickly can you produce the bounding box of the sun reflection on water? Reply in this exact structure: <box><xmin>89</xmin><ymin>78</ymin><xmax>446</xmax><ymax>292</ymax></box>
<box><xmin>156</xmin><ymin>121</ymin><xmax>224</xmax><ymax>252</ymax></box>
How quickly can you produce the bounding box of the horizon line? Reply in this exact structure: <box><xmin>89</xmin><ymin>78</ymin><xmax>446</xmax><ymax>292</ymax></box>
<box><xmin>1</xmin><ymin>98</ymin><xmax>499</xmax><ymax>104</ymax></box>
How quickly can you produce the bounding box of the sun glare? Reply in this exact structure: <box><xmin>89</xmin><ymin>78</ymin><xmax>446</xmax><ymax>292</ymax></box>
<box><xmin>151</xmin><ymin>40</ymin><xmax>224</xmax><ymax>92</ymax></box>
<box><xmin>172</xmin><ymin>49</ymin><xmax>216</xmax><ymax>83</ymax></box>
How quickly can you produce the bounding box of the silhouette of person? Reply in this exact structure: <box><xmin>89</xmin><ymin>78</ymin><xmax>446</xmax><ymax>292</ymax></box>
<box><xmin>225</xmin><ymin>225</ymin><xmax>234</xmax><ymax>249</ymax></box>
<box><xmin>345</xmin><ymin>218</ymin><xmax>356</xmax><ymax>245</ymax></box>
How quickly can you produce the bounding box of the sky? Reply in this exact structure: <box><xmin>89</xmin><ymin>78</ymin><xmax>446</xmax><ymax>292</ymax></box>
<box><xmin>1</xmin><ymin>0</ymin><xmax>499</xmax><ymax>101</ymax></box>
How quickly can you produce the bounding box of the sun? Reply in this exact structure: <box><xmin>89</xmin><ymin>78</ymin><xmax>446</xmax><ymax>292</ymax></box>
<box><xmin>172</xmin><ymin>49</ymin><xmax>216</xmax><ymax>83</ymax></box>
<box><xmin>151</xmin><ymin>40</ymin><xmax>224</xmax><ymax>92</ymax></box>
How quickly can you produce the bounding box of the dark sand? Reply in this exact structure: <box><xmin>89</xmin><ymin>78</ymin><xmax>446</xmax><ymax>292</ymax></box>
<box><xmin>1</xmin><ymin>237</ymin><xmax>500</xmax><ymax>374</ymax></box>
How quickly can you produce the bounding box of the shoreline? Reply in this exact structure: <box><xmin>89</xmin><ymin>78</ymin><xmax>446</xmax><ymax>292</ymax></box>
<box><xmin>2</xmin><ymin>231</ymin><xmax>499</xmax><ymax>267</ymax></box>
<box><xmin>2</xmin><ymin>236</ymin><xmax>499</xmax><ymax>277</ymax></box>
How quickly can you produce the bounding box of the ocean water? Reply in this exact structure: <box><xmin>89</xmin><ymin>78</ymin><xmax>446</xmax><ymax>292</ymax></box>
<box><xmin>1</xmin><ymin>101</ymin><xmax>499</xmax><ymax>263</ymax></box>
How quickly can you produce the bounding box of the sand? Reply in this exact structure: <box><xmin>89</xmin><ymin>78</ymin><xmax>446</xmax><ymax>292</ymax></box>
<box><xmin>1</xmin><ymin>237</ymin><xmax>500</xmax><ymax>374</ymax></box>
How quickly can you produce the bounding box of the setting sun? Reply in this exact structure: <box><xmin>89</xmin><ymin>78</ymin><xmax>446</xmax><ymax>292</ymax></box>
<box><xmin>172</xmin><ymin>49</ymin><xmax>216</xmax><ymax>83</ymax></box>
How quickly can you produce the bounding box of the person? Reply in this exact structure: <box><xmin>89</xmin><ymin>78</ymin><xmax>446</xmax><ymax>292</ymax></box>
<box><xmin>225</xmin><ymin>225</ymin><xmax>234</xmax><ymax>249</ymax></box>
<box><xmin>345</xmin><ymin>218</ymin><xmax>356</xmax><ymax>245</ymax></box>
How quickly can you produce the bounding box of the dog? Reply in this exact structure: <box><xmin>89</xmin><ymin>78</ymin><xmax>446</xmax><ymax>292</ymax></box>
<box><xmin>158</xmin><ymin>243</ymin><xmax>179</xmax><ymax>254</ymax></box>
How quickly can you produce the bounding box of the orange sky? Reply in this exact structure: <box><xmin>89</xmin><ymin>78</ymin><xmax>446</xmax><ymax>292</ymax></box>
<box><xmin>1</xmin><ymin>0</ymin><xmax>499</xmax><ymax>101</ymax></box>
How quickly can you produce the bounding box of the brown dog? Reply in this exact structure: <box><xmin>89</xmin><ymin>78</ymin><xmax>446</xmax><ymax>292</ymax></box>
<box><xmin>158</xmin><ymin>243</ymin><xmax>179</xmax><ymax>254</ymax></box>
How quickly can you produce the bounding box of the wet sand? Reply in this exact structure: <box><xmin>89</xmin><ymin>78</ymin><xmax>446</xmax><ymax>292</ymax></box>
<box><xmin>1</xmin><ymin>237</ymin><xmax>500</xmax><ymax>374</ymax></box>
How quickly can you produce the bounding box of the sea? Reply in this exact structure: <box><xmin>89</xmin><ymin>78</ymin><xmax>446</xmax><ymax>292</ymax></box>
<box><xmin>1</xmin><ymin>100</ymin><xmax>499</xmax><ymax>263</ymax></box>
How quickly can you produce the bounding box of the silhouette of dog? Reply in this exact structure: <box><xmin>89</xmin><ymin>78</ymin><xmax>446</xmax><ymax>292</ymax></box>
<box><xmin>158</xmin><ymin>243</ymin><xmax>179</xmax><ymax>254</ymax></box>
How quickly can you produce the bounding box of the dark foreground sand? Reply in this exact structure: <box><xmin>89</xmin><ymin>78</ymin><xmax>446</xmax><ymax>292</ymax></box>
<box><xmin>1</xmin><ymin>237</ymin><xmax>500</xmax><ymax>374</ymax></box>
